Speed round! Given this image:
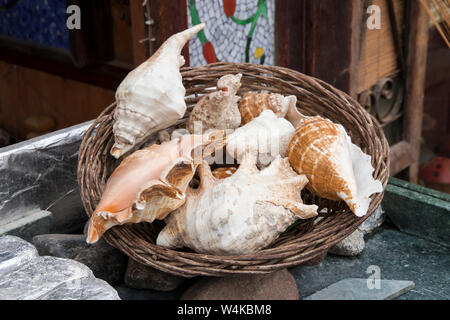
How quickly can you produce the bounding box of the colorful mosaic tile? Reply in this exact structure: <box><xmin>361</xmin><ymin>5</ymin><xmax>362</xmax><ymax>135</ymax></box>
<box><xmin>187</xmin><ymin>0</ymin><xmax>275</xmax><ymax>66</ymax></box>
<box><xmin>0</xmin><ymin>0</ymin><xmax>69</xmax><ymax>50</ymax></box>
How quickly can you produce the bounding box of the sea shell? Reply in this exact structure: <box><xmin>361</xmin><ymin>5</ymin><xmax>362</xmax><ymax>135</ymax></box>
<box><xmin>226</xmin><ymin>110</ymin><xmax>295</xmax><ymax>166</ymax></box>
<box><xmin>86</xmin><ymin>130</ymin><xmax>225</xmax><ymax>244</ymax></box>
<box><xmin>186</xmin><ymin>74</ymin><xmax>242</xmax><ymax>134</ymax></box>
<box><xmin>211</xmin><ymin>166</ymin><xmax>237</xmax><ymax>179</ymax></box>
<box><xmin>111</xmin><ymin>23</ymin><xmax>205</xmax><ymax>159</ymax></box>
<box><xmin>239</xmin><ymin>92</ymin><xmax>296</xmax><ymax>125</ymax></box>
<box><xmin>156</xmin><ymin>149</ymin><xmax>318</xmax><ymax>255</ymax></box>
<box><xmin>286</xmin><ymin>105</ymin><xmax>383</xmax><ymax>217</ymax></box>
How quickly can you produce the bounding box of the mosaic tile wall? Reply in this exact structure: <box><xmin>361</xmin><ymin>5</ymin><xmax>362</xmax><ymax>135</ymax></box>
<box><xmin>187</xmin><ymin>0</ymin><xmax>275</xmax><ymax>66</ymax></box>
<box><xmin>0</xmin><ymin>0</ymin><xmax>69</xmax><ymax>50</ymax></box>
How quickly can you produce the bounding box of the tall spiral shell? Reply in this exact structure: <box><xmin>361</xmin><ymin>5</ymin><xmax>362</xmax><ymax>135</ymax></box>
<box><xmin>111</xmin><ymin>24</ymin><xmax>205</xmax><ymax>159</ymax></box>
<box><xmin>286</xmin><ymin>114</ymin><xmax>383</xmax><ymax>217</ymax></box>
<box><xmin>239</xmin><ymin>92</ymin><xmax>296</xmax><ymax>125</ymax></box>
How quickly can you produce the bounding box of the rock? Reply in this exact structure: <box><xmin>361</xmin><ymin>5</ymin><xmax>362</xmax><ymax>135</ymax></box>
<box><xmin>0</xmin><ymin>208</ymin><xmax>53</xmax><ymax>242</ymax></box>
<box><xmin>383</xmin><ymin>176</ymin><xmax>450</xmax><ymax>245</ymax></box>
<box><xmin>32</xmin><ymin>234</ymin><xmax>90</xmax><ymax>259</ymax></box>
<box><xmin>358</xmin><ymin>206</ymin><xmax>385</xmax><ymax>234</ymax></box>
<box><xmin>115</xmin><ymin>284</ymin><xmax>187</xmax><ymax>300</ymax></box>
<box><xmin>124</xmin><ymin>258</ymin><xmax>186</xmax><ymax>291</ymax></box>
<box><xmin>0</xmin><ymin>235</ymin><xmax>119</xmax><ymax>300</ymax></box>
<box><xmin>73</xmin><ymin>238</ymin><xmax>127</xmax><ymax>286</ymax></box>
<box><xmin>304</xmin><ymin>278</ymin><xmax>415</xmax><ymax>300</ymax></box>
<box><xmin>181</xmin><ymin>269</ymin><xmax>299</xmax><ymax>300</ymax></box>
<box><xmin>328</xmin><ymin>229</ymin><xmax>365</xmax><ymax>257</ymax></box>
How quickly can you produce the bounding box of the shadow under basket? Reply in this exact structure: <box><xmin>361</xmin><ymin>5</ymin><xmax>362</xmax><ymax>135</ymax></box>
<box><xmin>77</xmin><ymin>62</ymin><xmax>390</xmax><ymax>278</ymax></box>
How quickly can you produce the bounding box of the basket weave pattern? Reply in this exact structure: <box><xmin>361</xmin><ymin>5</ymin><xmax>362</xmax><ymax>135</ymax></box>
<box><xmin>77</xmin><ymin>62</ymin><xmax>390</xmax><ymax>277</ymax></box>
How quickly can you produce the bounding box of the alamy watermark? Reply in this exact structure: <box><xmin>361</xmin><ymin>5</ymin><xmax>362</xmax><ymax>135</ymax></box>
<box><xmin>66</xmin><ymin>5</ymin><xmax>81</xmax><ymax>30</ymax></box>
<box><xmin>366</xmin><ymin>5</ymin><xmax>381</xmax><ymax>30</ymax></box>
<box><xmin>366</xmin><ymin>265</ymin><xmax>381</xmax><ymax>289</ymax></box>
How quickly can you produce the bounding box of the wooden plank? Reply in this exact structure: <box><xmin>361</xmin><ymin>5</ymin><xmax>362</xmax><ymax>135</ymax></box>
<box><xmin>148</xmin><ymin>0</ymin><xmax>189</xmax><ymax>64</ymax></box>
<box><xmin>67</xmin><ymin>0</ymin><xmax>114</xmax><ymax>67</ymax></box>
<box><xmin>389</xmin><ymin>141</ymin><xmax>413</xmax><ymax>175</ymax></box>
<box><xmin>129</xmin><ymin>0</ymin><xmax>148</xmax><ymax>66</ymax></box>
<box><xmin>275</xmin><ymin>0</ymin><xmax>363</xmax><ymax>97</ymax></box>
<box><xmin>305</xmin><ymin>0</ymin><xmax>363</xmax><ymax>97</ymax></box>
<box><xmin>274</xmin><ymin>0</ymin><xmax>306</xmax><ymax>71</ymax></box>
<box><xmin>403</xmin><ymin>1</ymin><xmax>429</xmax><ymax>182</ymax></box>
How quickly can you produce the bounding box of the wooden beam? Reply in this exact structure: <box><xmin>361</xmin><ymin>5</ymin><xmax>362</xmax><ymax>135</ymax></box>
<box><xmin>403</xmin><ymin>1</ymin><xmax>429</xmax><ymax>183</ymax></box>
<box><xmin>389</xmin><ymin>141</ymin><xmax>414</xmax><ymax>175</ymax></box>
<box><xmin>129</xmin><ymin>0</ymin><xmax>148</xmax><ymax>66</ymax></box>
<box><xmin>148</xmin><ymin>0</ymin><xmax>189</xmax><ymax>65</ymax></box>
<box><xmin>274</xmin><ymin>0</ymin><xmax>306</xmax><ymax>72</ymax></box>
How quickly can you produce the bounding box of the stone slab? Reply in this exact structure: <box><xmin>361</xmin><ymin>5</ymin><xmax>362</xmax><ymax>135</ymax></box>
<box><xmin>290</xmin><ymin>225</ymin><xmax>450</xmax><ymax>300</ymax></box>
<box><xmin>383</xmin><ymin>177</ymin><xmax>450</xmax><ymax>246</ymax></box>
<box><xmin>0</xmin><ymin>235</ymin><xmax>119</xmax><ymax>300</ymax></box>
<box><xmin>0</xmin><ymin>208</ymin><xmax>52</xmax><ymax>242</ymax></box>
<box><xmin>304</xmin><ymin>278</ymin><xmax>414</xmax><ymax>300</ymax></box>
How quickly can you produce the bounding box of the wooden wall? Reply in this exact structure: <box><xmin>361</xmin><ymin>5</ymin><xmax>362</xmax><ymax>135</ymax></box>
<box><xmin>0</xmin><ymin>60</ymin><xmax>115</xmax><ymax>141</ymax></box>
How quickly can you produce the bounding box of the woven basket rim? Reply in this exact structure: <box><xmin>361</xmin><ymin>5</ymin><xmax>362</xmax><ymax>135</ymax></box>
<box><xmin>77</xmin><ymin>62</ymin><xmax>390</xmax><ymax>277</ymax></box>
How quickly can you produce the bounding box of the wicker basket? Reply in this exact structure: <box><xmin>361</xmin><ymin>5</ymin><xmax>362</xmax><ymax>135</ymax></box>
<box><xmin>77</xmin><ymin>62</ymin><xmax>390</xmax><ymax>278</ymax></box>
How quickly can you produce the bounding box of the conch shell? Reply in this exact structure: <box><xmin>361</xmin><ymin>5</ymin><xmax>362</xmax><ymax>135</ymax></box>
<box><xmin>156</xmin><ymin>150</ymin><xmax>318</xmax><ymax>255</ymax></box>
<box><xmin>111</xmin><ymin>23</ymin><xmax>205</xmax><ymax>159</ymax></box>
<box><xmin>186</xmin><ymin>74</ymin><xmax>242</xmax><ymax>134</ymax></box>
<box><xmin>286</xmin><ymin>104</ymin><xmax>383</xmax><ymax>217</ymax></box>
<box><xmin>211</xmin><ymin>166</ymin><xmax>237</xmax><ymax>179</ymax></box>
<box><xmin>226</xmin><ymin>110</ymin><xmax>295</xmax><ymax>166</ymax></box>
<box><xmin>239</xmin><ymin>92</ymin><xmax>296</xmax><ymax>125</ymax></box>
<box><xmin>86</xmin><ymin>131</ymin><xmax>225</xmax><ymax>244</ymax></box>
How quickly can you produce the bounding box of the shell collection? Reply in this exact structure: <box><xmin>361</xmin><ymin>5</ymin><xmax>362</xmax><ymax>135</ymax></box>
<box><xmin>86</xmin><ymin>25</ymin><xmax>383</xmax><ymax>253</ymax></box>
<box><xmin>157</xmin><ymin>153</ymin><xmax>318</xmax><ymax>255</ymax></box>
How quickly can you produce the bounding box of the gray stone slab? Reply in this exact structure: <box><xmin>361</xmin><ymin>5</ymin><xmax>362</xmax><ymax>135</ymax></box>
<box><xmin>304</xmin><ymin>278</ymin><xmax>414</xmax><ymax>300</ymax></box>
<box><xmin>290</xmin><ymin>225</ymin><xmax>450</xmax><ymax>300</ymax></box>
<box><xmin>0</xmin><ymin>208</ymin><xmax>52</xmax><ymax>242</ymax></box>
<box><xmin>0</xmin><ymin>235</ymin><xmax>119</xmax><ymax>300</ymax></box>
<box><xmin>383</xmin><ymin>177</ymin><xmax>450</xmax><ymax>246</ymax></box>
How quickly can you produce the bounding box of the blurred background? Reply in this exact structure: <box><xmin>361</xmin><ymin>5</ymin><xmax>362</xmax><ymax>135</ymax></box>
<box><xmin>0</xmin><ymin>0</ymin><xmax>449</xmax><ymax>192</ymax></box>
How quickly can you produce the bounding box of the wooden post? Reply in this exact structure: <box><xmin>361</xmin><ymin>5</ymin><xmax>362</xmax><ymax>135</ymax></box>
<box><xmin>402</xmin><ymin>1</ymin><xmax>429</xmax><ymax>182</ymax></box>
<box><xmin>129</xmin><ymin>0</ymin><xmax>148</xmax><ymax>67</ymax></box>
<box><xmin>147</xmin><ymin>0</ymin><xmax>190</xmax><ymax>65</ymax></box>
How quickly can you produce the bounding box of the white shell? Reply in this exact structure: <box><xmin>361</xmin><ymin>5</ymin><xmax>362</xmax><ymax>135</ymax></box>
<box><xmin>226</xmin><ymin>110</ymin><xmax>295</xmax><ymax>166</ymax></box>
<box><xmin>156</xmin><ymin>150</ymin><xmax>318</xmax><ymax>255</ymax></box>
<box><xmin>111</xmin><ymin>24</ymin><xmax>205</xmax><ymax>158</ymax></box>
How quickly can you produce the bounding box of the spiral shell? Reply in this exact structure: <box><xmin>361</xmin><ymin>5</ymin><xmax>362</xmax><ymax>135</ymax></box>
<box><xmin>286</xmin><ymin>114</ymin><xmax>383</xmax><ymax>217</ymax></box>
<box><xmin>111</xmin><ymin>24</ymin><xmax>205</xmax><ymax>159</ymax></box>
<box><xmin>86</xmin><ymin>130</ymin><xmax>225</xmax><ymax>244</ymax></box>
<box><xmin>239</xmin><ymin>92</ymin><xmax>296</xmax><ymax>125</ymax></box>
<box><xmin>156</xmin><ymin>150</ymin><xmax>318</xmax><ymax>255</ymax></box>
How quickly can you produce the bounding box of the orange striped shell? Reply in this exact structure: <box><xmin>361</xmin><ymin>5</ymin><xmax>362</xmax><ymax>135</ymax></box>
<box><xmin>286</xmin><ymin>115</ymin><xmax>382</xmax><ymax>217</ymax></box>
<box><xmin>239</xmin><ymin>92</ymin><xmax>287</xmax><ymax>125</ymax></box>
